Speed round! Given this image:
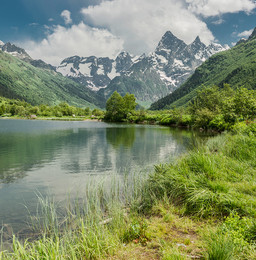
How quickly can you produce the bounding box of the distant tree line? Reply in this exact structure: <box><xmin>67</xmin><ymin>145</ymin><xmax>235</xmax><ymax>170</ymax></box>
<box><xmin>1</xmin><ymin>85</ymin><xmax>256</xmax><ymax>132</ymax></box>
<box><xmin>0</xmin><ymin>97</ymin><xmax>103</xmax><ymax>118</ymax></box>
<box><xmin>104</xmin><ymin>86</ymin><xmax>256</xmax><ymax>131</ymax></box>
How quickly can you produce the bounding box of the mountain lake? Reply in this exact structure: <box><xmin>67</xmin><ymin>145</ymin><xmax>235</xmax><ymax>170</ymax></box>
<box><xmin>0</xmin><ymin>119</ymin><xmax>209</xmax><ymax>242</ymax></box>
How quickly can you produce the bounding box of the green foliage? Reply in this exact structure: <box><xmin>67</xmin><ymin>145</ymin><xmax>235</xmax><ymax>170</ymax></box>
<box><xmin>0</xmin><ymin>96</ymin><xmax>97</xmax><ymax>119</ymax></box>
<box><xmin>189</xmin><ymin>86</ymin><xmax>256</xmax><ymax>130</ymax></box>
<box><xmin>204</xmin><ymin>212</ymin><xmax>256</xmax><ymax>259</ymax></box>
<box><xmin>104</xmin><ymin>91</ymin><xmax>137</xmax><ymax>122</ymax></box>
<box><xmin>122</xmin><ymin>218</ymin><xmax>148</xmax><ymax>244</ymax></box>
<box><xmin>105</xmin><ymin>91</ymin><xmax>126</xmax><ymax>121</ymax></box>
<box><xmin>0</xmin><ymin>104</ymin><xmax>5</xmax><ymax>115</ymax></box>
<box><xmin>92</xmin><ymin>108</ymin><xmax>104</xmax><ymax>117</ymax></box>
<box><xmin>103</xmin><ymin>86</ymin><xmax>256</xmax><ymax>132</ymax></box>
<box><xmin>221</xmin><ymin>213</ymin><xmax>256</xmax><ymax>247</ymax></box>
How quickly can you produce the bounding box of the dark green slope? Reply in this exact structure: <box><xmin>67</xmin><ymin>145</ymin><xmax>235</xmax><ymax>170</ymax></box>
<box><xmin>150</xmin><ymin>28</ymin><xmax>256</xmax><ymax>110</ymax></box>
<box><xmin>101</xmin><ymin>59</ymin><xmax>170</xmax><ymax>107</ymax></box>
<box><xmin>0</xmin><ymin>51</ymin><xmax>105</xmax><ymax>108</ymax></box>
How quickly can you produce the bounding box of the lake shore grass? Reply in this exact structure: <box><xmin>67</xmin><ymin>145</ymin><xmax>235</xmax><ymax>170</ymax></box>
<box><xmin>1</xmin><ymin>124</ymin><xmax>256</xmax><ymax>259</ymax></box>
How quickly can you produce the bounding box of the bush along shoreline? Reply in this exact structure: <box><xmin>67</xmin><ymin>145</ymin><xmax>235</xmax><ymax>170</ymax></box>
<box><xmin>0</xmin><ymin>122</ymin><xmax>255</xmax><ymax>259</ymax></box>
<box><xmin>2</xmin><ymin>85</ymin><xmax>256</xmax><ymax>134</ymax></box>
<box><xmin>103</xmin><ymin>86</ymin><xmax>256</xmax><ymax>133</ymax></box>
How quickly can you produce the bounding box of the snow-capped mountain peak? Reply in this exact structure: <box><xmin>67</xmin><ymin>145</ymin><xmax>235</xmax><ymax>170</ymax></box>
<box><xmin>115</xmin><ymin>51</ymin><xmax>133</xmax><ymax>73</ymax></box>
<box><xmin>57</xmin><ymin>52</ymin><xmax>135</xmax><ymax>91</ymax></box>
<box><xmin>56</xmin><ymin>30</ymin><xmax>229</xmax><ymax>95</ymax></box>
<box><xmin>0</xmin><ymin>40</ymin><xmax>4</xmax><ymax>47</ymax></box>
<box><xmin>155</xmin><ymin>31</ymin><xmax>187</xmax><ymax>59</ymax></box>
<box><xmin>145</xmin><ymin>34</ymin><xmax>229</xmax><ymax>90</ymax></box>
<box><xmin>1</xmin><ymin>42</ymin><xmax>32</xmax><ymax>61</ymax></box>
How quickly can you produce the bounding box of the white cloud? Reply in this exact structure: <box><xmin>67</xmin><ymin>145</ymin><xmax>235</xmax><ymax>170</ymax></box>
<box><xmin>61</xmin><ymin>10</ymin><xmax>73</xmax><ymax>25</ymax></box>
<box><xmin>186</xmin><ymin>0</ymin><xmax>256</xmax><ymax>17</ymax></box>
<box><xmin>212</xmin><ymin>18</ymin><xmax>225</xmax><ymax>25</ymax></box>
<box><xmin>24</xmin><ymin>23</ymin><xmax>124</xmax><ymax>65</ymax></box>
<box><xmin>237</xmin><ymin>29</ymin><xmax>254</xmax><ymax>38</ymax></box>
<box><xmin>21</xmin><ymin>0</ymin><xmax>256</xmax><ymax>66</ymax></box>
<box><xmin>81</xmin><ymin>0</ymin><xmax>214</xmax><ymax>55</ymax></box>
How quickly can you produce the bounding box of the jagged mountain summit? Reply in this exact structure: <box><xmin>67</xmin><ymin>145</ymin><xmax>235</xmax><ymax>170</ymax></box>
<box><xmin>150</xmin><ymin>27</ymin><xmax>256</xmax><ymax>110</ymax></box>
<box><xmin>0</xmin><ymin>46</ymin><xmax>105</xmax><ymax>108</ymax></box>
<box><xmin>147</xmin><ymin>31</ymin><xmax>229</xmax><ymax>90</ymax></box>
<box><xmin>55</xmin><ymin>31</ymin><xmax>228</xmax><ymax>105</ymax></box>
<box><xmin>56</xmin><ymin>52</ymin><xmax>140</xmax><ymax>91</ymax></box>
<box><xmin>0</xmin><ymin>42</ymin><xmax>56</xmax><ymax>71</ymax></box>
<box><xmin>101</xmin><ymin>32</ymin><xmax>229</xmax><ymax>104</ymax></box>
<box><xmin>0</xmin><ymin>30</ymin><xmax>229</xmax><ymax>107</ymax></box>
<box><xmin>0</xmin><ymin>42</ymin><xmax>32</xmax><ymax>62</ymax></box>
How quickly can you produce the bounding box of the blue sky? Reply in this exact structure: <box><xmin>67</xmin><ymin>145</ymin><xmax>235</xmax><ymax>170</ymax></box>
<box><xmin>1</xmin><ymin>0</ymin><xmax>255</xmax><ymax>65</ymax></box>
<box><xmin>0</xmin><ymin>0</ymin><xmax>97</xmax><ymax>42</ymax></box>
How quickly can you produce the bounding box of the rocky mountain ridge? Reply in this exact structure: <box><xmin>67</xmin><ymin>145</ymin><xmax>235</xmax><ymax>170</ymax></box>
<box><xmin>54</xmin><ymin>31</ymin><xmax>229</xmax><ymax>105</ymax></box>
<box><xmin>56</xmin><ymin>51</ymin><xmax>139</xmax><ymax>91</ymax></box>
<box><xmin>146</xmin><ymin>31</ymin><xmax>229</xmax><ymax>90</ymax></box>
<box><xmin>0</xmin><ymin>42</ymin><xmax>56</xmax><ymax>71</ymax></box>
<box><xmin>0</xmin><ymin>31</ymin><xmax>229</xmax><ymax>106</ymax></box>
<box><xmin>150</xmin><ymin>27</ymin><xmax>256</xmax><ymax>110</ymax></box>
<box><xmin>99</xmin><ymin>32</ymin><xmax>229</xmax><ymax>104</ymax></box>
<box><xmin>56</xmin><ymin>32</ymin><xmax>228</xmax><ymax>96</ymax></box>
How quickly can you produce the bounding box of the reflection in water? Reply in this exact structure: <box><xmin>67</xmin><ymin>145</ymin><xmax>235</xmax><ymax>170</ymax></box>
<box><xmin>106</xmin><ymin>126</ymin><xmax>136</xmax><ymax>148</ymax></box>
<box><xmin>0</xmin><ymin>119</ymin><xmax>207</xmax><ymax>238</ymax></box>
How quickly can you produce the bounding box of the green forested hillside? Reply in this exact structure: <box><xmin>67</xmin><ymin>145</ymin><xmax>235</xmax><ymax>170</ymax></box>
<box><xmin>101</xmin><ymin>59</ymin><xmax>170</xmax><ymax>107</ymax></box>
<box><xmin>0</xmin><ymin>51</ymin><xmax>105</xmax><ymax>108</ymax></box>
<box><xmin>150</xmin><ymin>28</ymin><xmax>256</xmax><ymax>110</ymax></box>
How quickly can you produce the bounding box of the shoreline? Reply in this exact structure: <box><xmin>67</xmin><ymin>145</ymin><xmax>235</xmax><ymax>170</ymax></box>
<box><xmin>1</xmin><ymin>121</ymin><xmax>255</xmax><ymax>259</ymax></box>
<box><xmin>0</xmin><ymin>116</ymin><xmax>102</xmax><ymax>122</ymax></box>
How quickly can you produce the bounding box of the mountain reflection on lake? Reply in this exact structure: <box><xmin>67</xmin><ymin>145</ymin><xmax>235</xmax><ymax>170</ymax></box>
<box><xmin>0</xmin><ymin>119</ymin><xmax>204</xmax><ymax>237</ymax></box>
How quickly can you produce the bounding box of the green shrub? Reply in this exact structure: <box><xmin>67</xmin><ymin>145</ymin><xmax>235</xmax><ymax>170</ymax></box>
<box><xmin>209</xmin><ymin>115</ymin><xmax>228</xmax><ymax>131</ymax></box>
<box><xmin>221</xmin><ymin>213</ymin><xmax>256</xmax><ymax>246</ymax></box>
<box><xmin>178</xmin><ymin>114</ymin><xmax>192</xmax><ymax>127</ymax></box>
<box><xmin>122</xmin><ymin>219</ymin><xmax>148</xmax><ymax>244</ymax></box>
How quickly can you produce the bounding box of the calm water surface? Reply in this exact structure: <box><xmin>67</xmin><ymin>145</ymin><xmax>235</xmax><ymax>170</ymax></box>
<box><xmin>0</xmin><ymin>119</ymin><xmax>204</xmax><ymax>238</ymax></box>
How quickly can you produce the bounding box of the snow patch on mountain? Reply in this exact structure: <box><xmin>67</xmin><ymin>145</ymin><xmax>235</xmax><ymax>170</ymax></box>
<box><xmin>55</xmin><ymin>30</ymin><xmax>229</xmax><ymax>96</ymax></box>
<box><xmin>56</xmin><ymin>52</ymin><xmax>137</xmax><ymax>91</ymax></box>
<box><xmin>142</xmin><ymin>32</ymin><xmax>229</xmax><ymax>89</ymax></box>
<box><xmin>1</xmin><ymin>42</ymin><xmax>32</xmax><ymax>61</ymax></box>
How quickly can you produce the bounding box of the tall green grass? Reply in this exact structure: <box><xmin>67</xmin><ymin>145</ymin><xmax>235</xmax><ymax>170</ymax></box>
<box><xmin>0</xmin><ymin>172</ymin><xmax>147</xmax><ymax>259</ymax></box>
<box><xmin>205</xmin><ymin>232</ymin><xmax>235</xmax><ymax>260</ymax></box>
<box><xmin>1</xmin><ymin>130</ymin><xmax>256</xmax><ymax>259</ymax></box>
<box><xmin>140</xmin><ymin>132</ymin><xmax>256</xmax><ymax>218</ymax></box>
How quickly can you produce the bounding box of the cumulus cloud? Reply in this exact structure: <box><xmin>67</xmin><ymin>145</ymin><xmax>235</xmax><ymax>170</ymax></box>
<box><xmin>81</xmin><ymin>0</ymin><xmax>214</xmax><ymax>55</ymax></box>
<box><xmin>24</xmin><ymin>23</ymin><xmax>124</xmax><ymax>65</ymax></box>
<box><xmin>61</xmin><ymin>10</ymin><xmax>73</xmax><ymax>25</ymax></box>
<box><xmin>237</xmin><ymin>28</ymin><xmax>254</xmax><ymax>38</ymax></box>
<box><xmin>186</xmin><ymin>0</ymin><xmax>256</xmax><ymax>17</ymax></box>
<box><xmin>21</xmin><ymin>0</ymin><xmax>256</xmax><ymax>65</ymax></box>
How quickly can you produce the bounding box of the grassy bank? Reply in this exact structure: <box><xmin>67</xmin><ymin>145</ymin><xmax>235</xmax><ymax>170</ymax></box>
<box><xmin>1</xmin><ymin>122</ymin><xmax>256</xmax><ymax>259</ymax></box>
